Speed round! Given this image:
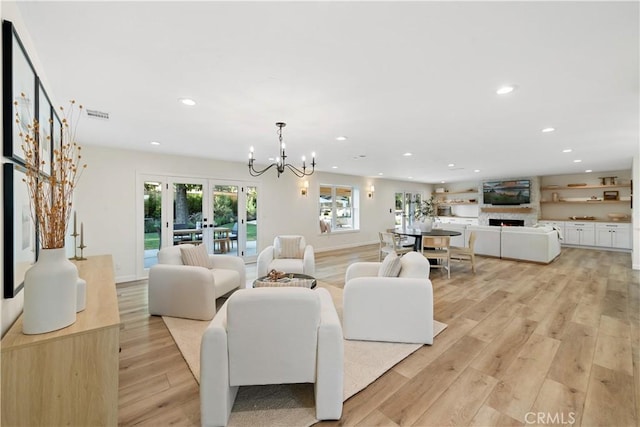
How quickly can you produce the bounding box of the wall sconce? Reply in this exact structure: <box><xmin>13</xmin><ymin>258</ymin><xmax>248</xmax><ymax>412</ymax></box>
<box><xmin>368</xmin><ymin>185</ymin><xmax>375</xmax><ymax>198</ymax></box>
<box><xmin>301</xmin><ymin>180</ymin><xmax>309</xmax><ymax>196</ymax></box>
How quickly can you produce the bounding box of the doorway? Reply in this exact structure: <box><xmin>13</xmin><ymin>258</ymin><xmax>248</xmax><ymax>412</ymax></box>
<box><xmin>139</xmin><ymin>174</ymin><xmax>258</xmax><ymax>276</ymax></box>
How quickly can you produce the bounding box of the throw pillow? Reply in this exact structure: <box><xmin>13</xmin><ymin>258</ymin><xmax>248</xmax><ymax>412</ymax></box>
<box><xmin>180</xmin><ymin>244</ymin><xmax>211</xmax><ymax>268</ymax></box>
<box><xmin>378</xmin><ymin>253</ymin><xmax>401</xmax><ymax>277</ymax></box>
<box><xmin>277</xmin><ymin>236</ymin><xmax>303</xmax><ymax>259</ymax></box>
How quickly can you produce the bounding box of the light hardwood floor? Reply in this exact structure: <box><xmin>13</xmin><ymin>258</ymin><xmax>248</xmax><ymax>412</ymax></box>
<box><xmin>117</xmin><ymin>245</ymin><xmax>639</xmax><ymax>426</ymax></box>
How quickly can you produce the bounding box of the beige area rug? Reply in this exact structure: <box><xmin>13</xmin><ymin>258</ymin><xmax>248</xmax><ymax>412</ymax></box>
<box><xmin>163</xmin><ymin>284</ymin><xmax>447</xmax><ymax>426</ymax></box>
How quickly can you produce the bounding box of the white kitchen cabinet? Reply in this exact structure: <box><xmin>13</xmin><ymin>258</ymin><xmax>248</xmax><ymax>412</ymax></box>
<box><xmin>595</xmin><ymin>223</ymin><xmax>632</xmax><ymax>249</ymax></box>
<box><xmin>564</xmin><ymin>222</ymin><xmax>596</xmax><ymax>246</ymax></box>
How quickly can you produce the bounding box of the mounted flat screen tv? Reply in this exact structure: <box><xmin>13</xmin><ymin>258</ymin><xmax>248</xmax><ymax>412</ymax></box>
<box><xmin>483</xmin><ymin>180</ymin><xmax>530</xmax><ymax>205</ymax></box>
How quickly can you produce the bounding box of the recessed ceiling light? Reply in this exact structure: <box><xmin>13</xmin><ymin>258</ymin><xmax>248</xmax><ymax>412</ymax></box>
<box><xmin>378</xmin><ymin>172</ymin><xmax>383</xmax><ymax>176</ymax></box>
<box><xmin>448</xmin><ymin>163</ymin><xmax>455</xmax><ymax>167</ymax></box>
<box><xmin>403</xmin><ymin>152</ymin><xmax>413</xmax><ymax>157</ymax></box>
<box><xmin>408</xmin><ymin>176</ymin><xmax>413</xmax><ymax>179</ymax></box>
<box><xmin>179</xmin><ymin>98</ymin><xmax>196</xmax><ymax>106</ymax></box>
<box><xmin>336</xmin><ymin>136</ymin><xmax>347</xmax><ymax>141</ymax></box>
<box><xmin>496</xmin><ymin>85</ymin><xmax>516</xmax><ymax>95</ymax></box>
<box><xmin>562</xmin><ymin>149</ymin><xmax>572</xmax><ymax>153</ymax></box>
<box><xmin>585</xmin><ymin>169</ymin><xmax>593</xmax><ymax>173</ymax></box>
<box><xmin>441</xmin><ymin>180</ymin><xmax>446</xmax><ymax>184</ymax></box>
<box><xmin>332</xmin><ymin>166</ymin><xmax>338</xmax><ymax>169</ymax></box>
<box><xmin>573</xmin><ymin>159</ymin><xmax>582</xmax><ymax>163</ymax></box>
<box><xmin>474</xmin><ymin>169</ymin><xmax>480</xmax><ymax>173</ymax></box>
<box><xmin>542</xmin><ymin>127</ymin><xmax>556</xmax><ymax>133</ymax></box>
<box><xmin>150</xmin><ymin>141</ymin><xmax>160</xmax><ymax>146</ymax></box>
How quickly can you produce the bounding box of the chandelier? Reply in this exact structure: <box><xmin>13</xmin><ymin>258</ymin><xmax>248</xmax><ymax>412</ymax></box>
<box><xmin>248</xmin><ymin>122</ymin><xmax>316</xmax><ymax>178</ymax></box>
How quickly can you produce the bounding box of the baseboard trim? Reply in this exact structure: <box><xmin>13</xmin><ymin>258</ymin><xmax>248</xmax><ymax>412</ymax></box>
<box><xmin>315</xmin><ymin>240</ymin><xmax>379</xmax><ymax>253</ymax></box>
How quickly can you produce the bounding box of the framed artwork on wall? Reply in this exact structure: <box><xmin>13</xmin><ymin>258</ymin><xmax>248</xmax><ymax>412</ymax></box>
<box><xmin>37</xmin><ymin>81</ymin><xmax>52</xmax><ymax>176</ymax></box>
<box><xmin>52</xmin><ymin>109</ymin><xmax>62</xmax><ymax>162</ymax></box>
<box><xmin>2</xmin><ymin>20</ymin><xmax>38</xmax><ymax>166</ymax></box>
<box><xmin>3</xmin><ymin>163</ymin><xmax>36</xmax><ymax>298</ymax></box>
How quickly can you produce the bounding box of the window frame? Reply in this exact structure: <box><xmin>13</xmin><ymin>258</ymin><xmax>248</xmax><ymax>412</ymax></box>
<box><xmin>319</xmin><ymin>184</ymin><xmax>360</xmax><ymax>233</ymax></box>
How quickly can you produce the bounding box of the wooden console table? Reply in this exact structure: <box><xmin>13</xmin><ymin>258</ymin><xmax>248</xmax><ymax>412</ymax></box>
<box><xmin>1</xmin><ymin>255</ymin><xmax>120</xmax><ymax>426</ymax></box>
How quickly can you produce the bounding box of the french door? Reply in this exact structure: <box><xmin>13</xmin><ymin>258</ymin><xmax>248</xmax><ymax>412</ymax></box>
<box><xmin>209</xmin><ymin>182</ymin><xmax>258</xmax><ymax>259</ymax></box>
<box><xmin>139</xmin><ymin>174</ymin><xmax>258</xmax><ymax>276</ymax></box>
<box><xmin>395</xmin><ymin>191</ymin><xmax>422</xmax><ymax>229</ymax></box>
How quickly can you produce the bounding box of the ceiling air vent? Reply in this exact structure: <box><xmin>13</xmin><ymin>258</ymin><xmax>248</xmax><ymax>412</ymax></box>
<box><xmin>86</xmin><ymin>109</ymin><xmax>109</xmax><ymax>120</ymax></box>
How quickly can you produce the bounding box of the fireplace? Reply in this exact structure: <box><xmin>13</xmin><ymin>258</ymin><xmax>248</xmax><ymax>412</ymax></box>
<box><xmin>489</xmin><ymin>219</ymin><xmax>524</xmax><ymax>227</ymax></box>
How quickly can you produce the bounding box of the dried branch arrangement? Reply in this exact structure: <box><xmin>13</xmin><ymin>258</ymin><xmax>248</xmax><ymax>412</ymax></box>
<box><xmin>15</xmin><ymin>94</ymin><xmax>87</xmax><ymax>249</ymax></box>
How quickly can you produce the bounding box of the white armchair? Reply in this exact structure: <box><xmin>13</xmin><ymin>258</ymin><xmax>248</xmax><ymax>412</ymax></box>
<box><xmin>256</xmin><ymin>235</ymin><xmax>315</xmax><ymax>278</ymax></box>
<box><xmin>343</xmin><ymin>252</ymin><xmax>434</xmax><ymax>344</ymax></box>
<box><xmin>148</xmin><ymin>244</ymin><xmax>246</xmax><ymax>320</ymax></box>
<box><xmin>200</xmin><ymin>287</ymin><xmax>343</xmax><ymax>426</ymax></box>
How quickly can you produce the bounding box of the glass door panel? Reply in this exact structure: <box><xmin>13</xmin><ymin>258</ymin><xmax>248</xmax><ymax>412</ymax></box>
<box><xmin>245</xmin><ymin>186</ymin><xmax>258</xmax><ymax>257</ymax></box>
<box><xmin>172</xmin><ymin>181</ymin><xmax>204</xmax><ymax>246</ymax></box>
<box><xmin>210</xmin><ymin>182</ymin><xmax>258</xmax><ymax>261</ymax></box>
<box><xmin>143</xmin><ymin>181</ymin><xmax>163</xmax><ymax>268</ymax></box>
<box><xmin>395</xmin><ymin>192</ymin><xmax>422</xmax><ymax>229</ymax></box>
<box><xmin>212</xmin><ymin>185</ymin><xmax>238</xmax><ymax>255</ymax></box>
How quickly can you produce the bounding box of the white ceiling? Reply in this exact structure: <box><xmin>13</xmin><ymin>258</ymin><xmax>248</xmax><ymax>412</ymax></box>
<box><xmin>14</xmin><ymin>1</ymin><xmax>640</xmax><ymax>183</ymax></box>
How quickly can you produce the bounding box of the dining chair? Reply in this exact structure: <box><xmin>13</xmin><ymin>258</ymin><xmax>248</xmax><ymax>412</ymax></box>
<box><xmin>379</xmin><ymin>232</ymin><xmax>412</xmax><ymax>261</ymax></box>
<box><xmin>421</xmin><ymin>235</ymin><xmax>451</xmax><ymax>278</ymax></box>
<box><xmin>387</xmin><ymin>228</ymin><xmax>415</xmax><ymax>250</ymax></box>
<box><xmin>450</xmin><ymin>231</ymin><xmax>476</xmax><ymax>273</ymax></box>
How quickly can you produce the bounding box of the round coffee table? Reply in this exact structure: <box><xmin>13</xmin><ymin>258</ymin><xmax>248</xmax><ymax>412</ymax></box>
<box><xmin>253</xmin><ymin>273</ymin><xmax>317</xmax><ymax>289</ymax></box>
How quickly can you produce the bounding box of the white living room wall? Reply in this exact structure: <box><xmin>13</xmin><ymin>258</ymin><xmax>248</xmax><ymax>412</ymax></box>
<box><xmin>633</xmin><ymin>154</ymin><xmax>639</xmax><ymax>270</ymax></box>
<box><xmin>1</xmin><ymin>1</ymin><xmax>60</xmax><ymax>335</ymax></box>
<box><xmin>72</xmin><ymin>145</ymin><xmax>430</xmax><ymax>283</ymax></box>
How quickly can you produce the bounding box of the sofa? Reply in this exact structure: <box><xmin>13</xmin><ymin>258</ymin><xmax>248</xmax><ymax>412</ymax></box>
<box><xmin>465</xmin><ymin>225</ymin><xmax>561</xmax><ymax>264</ymax></box>
<box><xmin>466</xmin><ymin>225</ymin><xmax>502</xmax><ymax>257</ymax></box>
<box><xmin>148</xmin><ymin>244</ymin><xmax>246</xmax><ymax>320</ymax></box>
<box><xmin>500</xmin><ymin>226</ymin><xmax>561</xmax><ymax>263</ymax></box>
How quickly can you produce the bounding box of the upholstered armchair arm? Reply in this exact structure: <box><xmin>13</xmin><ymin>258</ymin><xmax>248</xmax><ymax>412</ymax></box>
<box><xmin>256</xmin><ymin>245</ymin><xmax>275</xmax><ymax>277</ymax></box>
<box><xmin>209</xmin><ymin>254</ymin><xmax>247</xmax><ymax>289</ymax></box>
<box><xmin>303</xmin><ymin>245</ymin><xmax>316</xmax><ymax>276</ymax></box>
<box><xmin>315</xmin><ymin>288</ymin><xmax>344</xmax><ymax>420</ymax></box>
<box><xmin>345</xmin><ymin>262</ymin><xmax>381</xmax><ymax>282</ymax></box>
<box><xmin>148</xmin><ymin>264</ymin><xmax>216</xmax><ymax>320</ymax></box>
<box><xmin>200</xmin><ymin>303</ymin><xmax>239</xmax><ymax>427</ymax></box>
<box><xmin>343</xmin><ymin>277</ymin><xmax>434</xmax><ymax>344</ymax></box>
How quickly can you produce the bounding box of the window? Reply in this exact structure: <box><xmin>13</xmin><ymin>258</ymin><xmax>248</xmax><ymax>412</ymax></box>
<box><xmin>319</xmin><ymin>185</ymin><xmax>359</xmax><ymax>233</ymax></box>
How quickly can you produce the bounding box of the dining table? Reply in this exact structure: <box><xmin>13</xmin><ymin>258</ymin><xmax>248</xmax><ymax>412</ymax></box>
<box><xmin>213</xmin><ymin>227</ymin><xmax>231</xmax><ymax>253</ymax></box>
<box><xmin>393</xmin><ymin>227</ymin><xmax>462</xmax><ymax>252</ymax></box>
<box><xmin>173</xmin><ymin>228</ymin><xmax>203</xmax><ymax>244</ymax></box>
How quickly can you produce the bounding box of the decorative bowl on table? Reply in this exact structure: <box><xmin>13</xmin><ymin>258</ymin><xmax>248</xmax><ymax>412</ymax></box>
<box><xmin>607</xmin><ymin>213</ymin><xmax>628</xmax><ymax>221</ymax></box>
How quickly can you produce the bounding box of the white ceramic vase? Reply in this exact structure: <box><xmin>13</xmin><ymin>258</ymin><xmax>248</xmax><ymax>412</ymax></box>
<box><xmin>418</xmin><ymin>218</ymin><xmax>433</xmax><ymax>232</ymax></box>
<box><xmin>23</xmin><ymin>248</ymin><xmax>78</xmax><ymax>334</ymax></box>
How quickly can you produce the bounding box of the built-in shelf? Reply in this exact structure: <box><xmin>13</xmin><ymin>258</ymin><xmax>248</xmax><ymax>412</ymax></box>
<box><xmin>438</xmin><ymin>202</ymin><xmax>478</xmax><ymax>205</ymax></box>
<box><xmin>481</xmin><ymin>207</ymin><xmax>533</xmax><ymax>213</ymax></box>
<box><xmin>541</xmin><ymin>200</ymin><xmax>630</xmax><ymax>204</ymax></box>
<box><xmin>541</xmin><ymin>184</ymin><xmax>631</xmax><ymax>190</ymax></box>
<box><xmin>435</xmin><ymin>189</ymin><xmax>478</xmax><ymax>195</ymax></box>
